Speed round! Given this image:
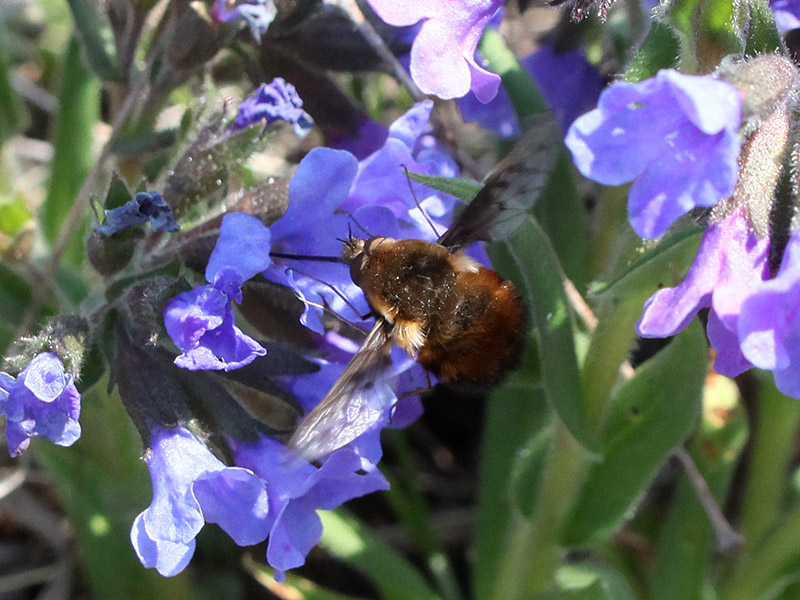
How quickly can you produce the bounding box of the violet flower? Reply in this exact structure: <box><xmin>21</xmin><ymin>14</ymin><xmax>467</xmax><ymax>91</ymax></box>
<box><xmin>344</xmin><ymin>100</ymin><xmax>460</xmax><ymax>238</ymax></box>
<box><xmin>771</xmin><ymin>0</ymin><xmax>800</xmax><ymax>32</ymax></box>
<box><xmin>131</xmin><ymin>426</ymin><xmax>271</xmax><ymax>577</ymax></box>
<box><xmin>229</xmin><ymin>78</ymin><xmax>314</xmax><ymax>137</ymax></box>
<box><xmin>566</xmin><ymin>69</ymin><xmax>743</xmax><ymax>239</ymax></box>
<box><xmin>636</xmin><ymin>210</ymin><xmax>770</xmax><ymax>377</ymax></box>
<box><xmin>0</xmin><ymin>353</ymin><xmax>81</xmax><ymax>457</ymax></box>
<box><xmin>738</xmin><ymin>228</ymin><xmax>800</xmax><ymax>397</ymax></box>
<box><xmin>366</xmin><ymin>0</ymin><xmax>503</xmax><ymax>101</ymax></box>
<box><xmin>458</xmin><ymin>45</ymin><xmax>605</xmax><ymax>137</ymax></box>
<box><xmin>164</xmin><ymin>213</ymin><xmax>269</xmax><ymax>371</ymax></box>
<box><xmin>231</xmin><ymin>435</ymin><xmax>389</xmax><ymax>581</ymax></box>
<box><xmin>96</xmin><ymin>191</ymin><xmax>179</xmax><ymax>236</ymax></box>
<box><xmin>213</xmin><ymin>0</ymin><xmax>277</xmax><ymax>42</ymax></box>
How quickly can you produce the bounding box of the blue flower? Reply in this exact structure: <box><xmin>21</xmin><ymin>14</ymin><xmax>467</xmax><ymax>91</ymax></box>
<box><xmin>738</xmin><ymin>227</ymin><xmax>800</xmax><ymax>397</ymax></box>
<box><xmin>163</xmin><ymin>213</ymin><xmax>270</xmax><ymax>371</ymax></box>
<box><xmin>366</xmin><ymin>0</ymin><xmax>503</xmax><ymax>101</ymax></box>
<box><xmin>229</xmin><ymin>79</ymin><xmax>314</xmax><ymax>138</ymax></box>
<box><xmin>231</xmin><ymin>435</ymin><xmax>389</xmax><ymax>581</ymax></box>
<box><xmin>131</xmin><ymin>426</ymin><xmax>271</xmax><ymax>577</ymax></box>
<box><xmin>566</xmin><ymin>69</ymin><xmax>743</xmax><ymax>239</ymax></box>
<box><xmin>345</xmin><ymin>100</ymin><xmax>460</xmax><ymax>238</ymax></box>
<box><xmin>213</xmin><ymin>0</ymin><xmax>277</xmax><ymax>42</ymax></box>
<box><xmin>458</xmin><ymin>44</ymin><xmax>605</xmax><ymax>137</ymax></box>
<box><xmin>0</xmin><ymin>353</ymin><xmax>81</xmax><ymax>457</ymax></box>
<box><xmin>771</xmin><ymin>0</ymin><xmax>800</xmax><ymax>32</ymax></box>
<box><xmin>636</xmin><ymin>210</ymin><xmax>770</xmax><ymax>377</ymax></box>
<box><xmin>96</xmin><ymin>191</ymin><xmax>179</xmax><ymax>236</ymax></box>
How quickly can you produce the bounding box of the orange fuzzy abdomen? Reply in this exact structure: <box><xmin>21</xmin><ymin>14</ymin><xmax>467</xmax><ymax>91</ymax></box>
<box><xmin>417</xmin><ymin>267</ymin><xmax>528</xmax><ymax>389</ymax></box>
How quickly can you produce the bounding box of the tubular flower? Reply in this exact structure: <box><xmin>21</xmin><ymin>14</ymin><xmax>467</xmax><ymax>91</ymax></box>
<box><xmin>566</xmin><ymin>69</ymin><xmax>743</xmax><ymax>239</ymax></box>
<box><xmin>0</xmin><ymin>353</ymin><xmax>81</xmax><ymax>457</ymax></box>
<box><xmin>366</xmin><ymin>0</ymin><xmax>503</xmax><ymax>101</ymax></box>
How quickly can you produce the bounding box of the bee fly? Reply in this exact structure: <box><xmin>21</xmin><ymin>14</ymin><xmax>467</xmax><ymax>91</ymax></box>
<box><xmin>288</xmin><ymin>119</ymin><xmax>559</xmax><ymax>462</ymax></box>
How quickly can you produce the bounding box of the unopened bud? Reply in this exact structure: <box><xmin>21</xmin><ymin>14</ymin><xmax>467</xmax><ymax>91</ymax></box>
<box><xmin>717</xmin><ymin>54</ymin><xmax>799</xmax><ymax>119</ymax></box>
<box><xmin>167</xmin><ymin>1</ymin><xmax>221</xmax><ymax>70</ymax></box>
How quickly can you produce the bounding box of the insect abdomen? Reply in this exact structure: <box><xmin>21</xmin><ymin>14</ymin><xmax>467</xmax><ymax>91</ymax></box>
<box><xmin>417</xmin><ymin>268</ymin><xmax>528</xmax><ymax>389</ymax></box>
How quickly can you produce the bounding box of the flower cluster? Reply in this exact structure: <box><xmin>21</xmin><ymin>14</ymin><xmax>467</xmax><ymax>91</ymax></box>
<box><xmin>150</xmin><ymin>99</ymin><xmax>458</xmax><ymax>578</ymax></box>
<box><xmin>566</xmin><ymin>60</ymin><xmax>800</xmax><ymax>398</ymax></box>
<box><xmin>0</xmin><ymin>353</ymin><xmax>81</xmax><ymax>457</ymax></box>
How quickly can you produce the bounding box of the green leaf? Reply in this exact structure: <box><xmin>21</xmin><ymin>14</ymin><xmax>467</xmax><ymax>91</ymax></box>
<box><xmin>668</xmin><ymin>0</ymin><xmax>743</xmax><ymax>72</ymax></box>
<box><xmin>509</xmin><ymin>423</ymin><xmax>552</xmax><ymax>518</ymax></box>
<box><xmin>556</xmin><ymin>563</ymin><xmax>639</xmax><ymax>600</ymax></box>
<box><xmin>563</xmin><ymin>321</ymin><xmax>706</xmax><ymax>545</ymax></box>
<box><xmin>489</xmin><ymin>217</ymin><xmax>597</xmax><ymax>452</ymax></box>
<box><xmin>41</xmin><ymin>35</ymin><xmax>101</xmax><ymax>265</ymax></box>
<box><xmin>405</xmin><ymin>172</ymin><xmax>482</xmax><ymax>203</ymax></box>
<box><xmin>35</xmin><ymin>385</ymin><xmax>193</xmax><ymax>599</ymax></box>
<box><xmin>651</xmin><ymin>373</ymin><xmax>746</xmax><ymax>600</ymax></box>
<box><xmin>479</xmin><ymin>28</ymin><xmax>547</xmax><ymax>120</ymax></box>
<box><xmin>534</xmin><ymin>151</ymin><xmax>588</xmax><ymax>289</ymax></box>
<box><xmin>745</xmin><ymin>0</ymin><xmax>783</xmax><ymax>56</ymax></box>
<box><xmin>472</xmin><ymin>367</ymin><xmax>549</xmax><ymax>600</ymax></box>
<box><xmin>624</xmin><ymin>22</ymin><xmax>682</xmax><ymax>82</ymax></box>
<box><xmin>0</xmin><ymin>193</ymin><xmax>32</xmax><ymax>237</ymax></box>
<box><xmin>589</xmin><ymin>226</ymin><xmax>703</xmax><ymax>299</ymax></box>
<box><xmin>319</xmin><ymin>511</ymin><xmax>441</xmax><ymax>600</ymax></box>
<box><xmin>65</xmin><ymin>0</ymin><xmax>120</xmax><ymax>81</ymax></box>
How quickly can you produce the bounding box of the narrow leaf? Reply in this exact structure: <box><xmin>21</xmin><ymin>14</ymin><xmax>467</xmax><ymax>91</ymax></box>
<box><xmin>563</xmin><ymin>322</ymin><xmax>706</xmax><ymax>545</ymax></box>
<box><xmin>625</xmin><ymin>22</ymin><xmax>682</xmax><ymax>83</ymax></box>
<box><xmin>489</xmin><ymin>217</ymin><xmax>597</xmax><ymax>452</ymax></box>
<box><xmin>745</xmin><ymin>0</ymin><xmax>784</xmax><ymax>56</ymax></box>
<box><xmin>41</xmin><ymin>36</ymin><xmax>101</xmax><ymax>265</ymax></box>
<box><xmin>66</xmin><ymin>0</ymin><xmax>120</xmax><ymax>80</ymax></box>
<box><xmin>319</xmin><ymin>511</ymin><xmax>441</xmax><ymax>600</ymax></box>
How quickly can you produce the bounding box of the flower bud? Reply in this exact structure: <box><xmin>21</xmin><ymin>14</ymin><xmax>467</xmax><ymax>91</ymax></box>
<box><xmin>5</xmin><ymin>315</ymin><xmax>89</xmax><ymax>379</ymax></box>
<box><xmin>717</xmin><ymin>54</ymin><xmax>799</xmax><ymax>119</ymax></box>
<box><xmin>166</xmin><ymin>1</ymin><xmax>222</xmax><ymax>71</ymax></box>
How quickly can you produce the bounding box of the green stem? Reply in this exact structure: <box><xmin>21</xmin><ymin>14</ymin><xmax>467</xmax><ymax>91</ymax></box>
<box><xmin>488</xmin><ymin>422</ymin><xmax>588</xmax><ymax>600</ymax></box>
<box><xmin>738</xmin><ymin>374</ymin><xmax>800</xmax><ymax>550</ymax></box>
<box><xmin>720</xmin><ymin>505</ymin><xmax>800</xmax><ymax>600</ymax></box>
<box><xmin>580</xmin><ymin>297</ymin><xmax>642</xmax><ymax>435</ymax></box>
<box><xmin>478</xmin><ymin>29</ymin><xmax>547</xmax><ymax>120</ymax></box>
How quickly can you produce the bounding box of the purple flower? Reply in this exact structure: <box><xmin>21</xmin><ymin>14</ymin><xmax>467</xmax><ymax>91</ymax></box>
<box><xmin>367</xmin><ymin>0</ymin><xmax>503</xmax><ymax>101</ymax></box>
<box><xmin>213</xmin><ymin>0</ymin><xmax>277</xmax><ymax>42</ymax></box>
<box><xmin>636</xmin><ymin>210</ymin><xmax>770</xmax><ymax>377</ymax></box>
<box><xmin>229</xmin><ymin>79</ymin><xmax>314</xmax><ymax>138</ymax></box>
<box><xmin>131</xmin><ymin>426</ymin><xmax>271</xmax><ymax>577</ymax></box>
<box><xmin>771</xmin><ymin>0</ymin><xmax>800</xmax><ymax>32</ymax></box>
<box><xmin>738</xmin><ymin>228</ymin><xmax>800</xmax><ymax>397</ymax></box>
<box><xmin>96</xmin><ymin>191</ymin><xmax>179</xmax><ymax>236</ymax></box>
<box><xmin>328</xmin><ymin>116</ymin><xmax>388</xmax><ymax>160</ymax></box>
<box><xmin>566</xmin><ymin>69</ymin><xmax>743</xmax><ymax>239</ymax></box>
<box><xmin>231</xmin><ymin>435</ymin><xmax>389</xmax><ymax>581</ymax></box>
<box><xmin>458</xmin><ymin>45</ymin><xmax>605</xmax><ymax>137</ymax></box>
<box><xmin>344</xmin><ymin>100</ymin><xmax>460</xmax><ymax>238</ymax></box>
<box><xmin>164</xmin><ymin>213</ymin><xmax>269</xmax><ymax>371</ymax></box>
<box><xmin>0</xmin><ymin>353</ymin><xmax>81</xmax><ymax>457</ymax></box>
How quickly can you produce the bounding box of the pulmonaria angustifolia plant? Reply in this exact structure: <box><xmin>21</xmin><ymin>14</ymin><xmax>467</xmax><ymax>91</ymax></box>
<box><xmin>11</xmin><ymin>0</ymin><xmax>800</xmax><ymax>598</ymax></box>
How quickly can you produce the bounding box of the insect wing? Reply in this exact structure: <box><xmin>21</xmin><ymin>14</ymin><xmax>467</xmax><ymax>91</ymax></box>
<box><xmin>288</xmin><ymin>319</ymin><xmax>396</xmax><ymax>462</ymax></box>
<box><xmin>437</xmin><ymin>116</ymin><xmax>560</xmax><ymax>250</ymax></box>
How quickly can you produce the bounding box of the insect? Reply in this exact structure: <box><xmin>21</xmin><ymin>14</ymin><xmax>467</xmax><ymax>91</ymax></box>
<box><xmin>288</xmin><ymin>120</ymin><xmax>559</xmax><ymax>462</ymax></box>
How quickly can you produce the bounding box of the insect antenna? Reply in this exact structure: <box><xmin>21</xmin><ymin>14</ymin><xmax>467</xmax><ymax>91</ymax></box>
<box><xmin>348</xmin><ymin>214</ymin><xmax>375</xmax><ymax>239</ymax></box>
<box><xmin>402</xmin><ymin>165</ymin><xmax>441</xmax><ymax>239</ymax></box>
<box><xmin>270</xmin><ymin>251</ymin><xmax>345</xmax><ymax>263</ymax></box>
<box><xmin>283</xmin><ymin>266</ymin><xmax>368</xmax><ymax>322</ymax></box>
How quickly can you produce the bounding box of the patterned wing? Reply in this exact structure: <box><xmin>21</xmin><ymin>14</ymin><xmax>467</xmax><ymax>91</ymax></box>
<box><xmin>287</xmin><ymin>319</ymin><xmax>396</xmax><ymax>463</ymax></box>
<box><xmin>437</xmin><ymin>116</ymin><xmax>560</xmax><ymax>250</ymax></box>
